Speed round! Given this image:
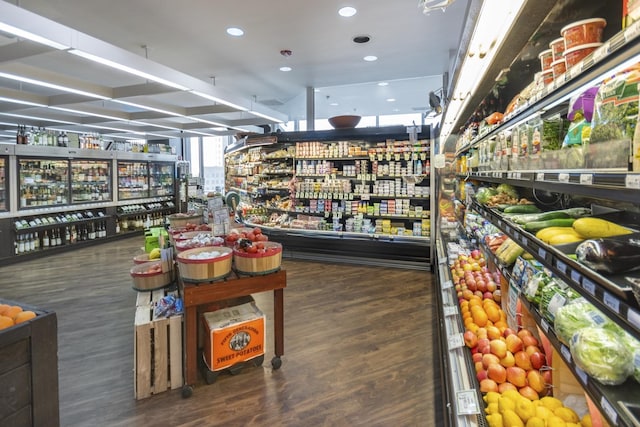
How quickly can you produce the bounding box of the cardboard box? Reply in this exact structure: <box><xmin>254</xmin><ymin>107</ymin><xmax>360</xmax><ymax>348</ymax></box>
<box><xmin>201</xmin><ymin>302</ymin><xmax>265</xmax><ymax>372</ymax></box>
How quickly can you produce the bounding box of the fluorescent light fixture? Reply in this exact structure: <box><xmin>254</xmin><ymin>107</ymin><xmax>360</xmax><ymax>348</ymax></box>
<box><xmin>187</xmin><ymin>130</ymin><xmax>218</xmax><ymax>136</ymax></box>
<box><xmin>279</xmin><ymin>66</ymin><xmax>292</xmax><ymax>72</ymax></box>
<box><xmin>113</xmin><ymin>99</ymin><xmax>182</xmax><ymax>117</ymax></box>
<box><xmin>226</xmin><ymin>27</ymin><xmax>244</xmax><ymax>36</ymax></box>
<box><xmin>0</xmin><ymin>71</ymin><xmax>110</xmax><ymax>100</ymax></box>
<box><xmin>68</xmin><ymin>49</ymin><xmax>189</xmax><ymax>91</ymax></box>
<box><xmin>85</xmin><ymin>124</ymin><xmax>146</xmax><ymax>135</ymax></box>
<box><xmin>0</xmin><ymin>96</ymin><xmax>46</xmax><ymax>107</ymax></box>
<box><xmin>0</xmin><ymin>22</ymin><xmax>69</xmax><ymax>50</ymax></box>
<box><xmin>314</xmin><ymin>88</ymin><xmax>320</xmax><ymax>92</ymax></box>
<box><xmin>49</xmin><ymin>106</ymin><xmax>125</xmax><ymax>122</ymax></box>
<box><xmin>190</xmin><ymin>117</ymin><xmax>228</xmax><ymax>127</ymax></box>
<box><xmin>440</xmin><ymin>0</ymin><xmax>525</xmax><ymax>140</ymax></box>
<box><xmin>386</xmin><ymin>98</ymin><xmax>396</xmax><ymax>102</ymax></box>
<box><xmin>378</xmin><ymin>82</ymin><xmax>389</xmax><ymax>86</ymax></box>
<box><xmin>249</xmin><ymin>110</ymin><xmax>284</xmax><ymax>123</ymax></box>
<box><xmin>338</xmin><ymin>6</ymin><xmax>357</xmax><ymax>17</ymax></box>
<box><xmin>330</xmin><ymin>102</ymin><xmax>339</xmax><ymax>106</ymax></box>
<box><xmin>211</xmin><ymin>127</ymin><xmax>228</xmax><ymax>132</ymax></box>
<box><xmin>364</xmin><ymin>55</ymin><xmax>378</xmax><ymax>62</ymax></box>
<box><xmin>191</xmin><ymin>91</ymin><xmax>249</xmax><ymax>111</ymax></box>
<box><xmin>0</xmin><ymin>112</ymin><xmax>78</xmax><ymax>124</ymax></box>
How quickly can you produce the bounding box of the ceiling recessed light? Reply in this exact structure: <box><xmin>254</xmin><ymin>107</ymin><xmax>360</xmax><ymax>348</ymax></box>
<box><xmin>279</xmin><ymin>66</ymin><xmax>292</xmax><ymax>72</ymax></box>
<box><xmin>393</xmin><ymin>108</ymin><xmax>400</xmax><ymax>112</ymax></box>
<box><xmin>314</xmin><ymin>89</ymin><xmax>320</xmax><ymax>92</ymax></box>
<box><xmin>378</xmin><ymin>82</ymin><xmax>389</xmax><ymax>86</ymax></box>
<box><xmin>363</xmin><ymin>55</ymin><xmax>378</xmax><ymax>62</ymax></box>
<box><xmin>338</xmin><ymin>6</ymin><xmax>357</xmax><ymax>17</ymax></box>
<box><xmin>226</xmin><ymin>27</ymin><xmax>244</xmax><ymax>37</ymax></box>
<box><xmin>386</xmin><ymin>98</ymin><xmax>396</xmax><ymax>102</ymax></box>
<box><xmin>330</xmin><ymin>102</ymin><xmax>339</xmax><ymax>106</ymax></box>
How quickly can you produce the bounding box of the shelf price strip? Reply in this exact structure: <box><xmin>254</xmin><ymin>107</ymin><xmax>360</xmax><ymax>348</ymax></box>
<box><xmin>560</xmin><ymin>344</ymin><xmax>572</xmax><ymax>363</ymax></box>
<box><xmin>603</xmin><ymin>292</ymin><xmax>620</xmax><ymax>314</ymax></box>
<box><xmin>580</xmin><ymin>174</ymin><xmax>593</xmax><ymax>186</ymax></box>
<box><xmin>600</xmin><ymin>397</ymin><xmax>618</xmax><ymax>425</ymax></box>
<box><xmin>456</xmin><ymin>390</ymin><xmax>481</xmax><ymax>415</ymax></box>
<box><xmin>443</xmin><ymin>305</ymin><xmax>458</xmax><ymax>317</ymax></box>
<box><xmin>582</xmin><ymin>278</ymin><xmax>596</xmax><ymax>297</ymax></box>
<box><xmin>448</xmin><ymin>333</ymin><xmax>464</xmax><ymax>350</ymax></box>
<box><xmin>628</xmin><ymin>309</ymin><xmax>640</xmax><ymax>329</ymax></box>
<box><xmin>626</xmin><ymin>174</ymin><xmax>640</xmax><ymax>189</ymax></box>
<box><xmin>575</xmin><ymin>366</ymin><xmax>589</xmax><ymax>385</ymax></box>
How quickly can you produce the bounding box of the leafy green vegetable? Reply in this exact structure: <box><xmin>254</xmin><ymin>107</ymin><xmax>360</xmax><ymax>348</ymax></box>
<box><xmin>496</xmin><ymin>183</ymin><xmax>518</xmax><ymax>199</ymax></box>
<box><xmin>619</xmin><ymin>330</ymin><xmax>640</xmax><ymax>384</ymax></box>
<box><xmin>476</xmin><ymin>187</ymin><xmax>498</xmax><ymax>205</ymax></box>
<box><xmin>554</xmin><ymin>299</ymin><xmax>612</xmax><ymax>346</ymax></box>
<box><xmin>570</xmin><ymin>327</ymin><xmax>634</xmax><ymax>386</ymax></box>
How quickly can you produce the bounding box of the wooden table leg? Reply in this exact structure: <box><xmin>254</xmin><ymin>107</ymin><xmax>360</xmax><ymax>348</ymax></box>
<box><xmin>274</xmin><ymin>288</ymin><xmax>284</xmax><ymax>357</ymax></box>
<box><xmin>185</xmin><ymin>305</ymin><xmax>198</xmax><ymax>386</ymax></box>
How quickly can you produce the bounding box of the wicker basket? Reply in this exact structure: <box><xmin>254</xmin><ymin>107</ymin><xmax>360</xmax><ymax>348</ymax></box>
<box><xmin>233</xmin><ymin>242</ymin><xmax>282</xmax><ymax>275</ymax></box>
<box><xmin>130</xmin><ymin>261</ymin><xmax>172</xmax><ymax>291</ymax></box>
<box><xmin>133</xmin><ymin>253</ymin><xmax>152</xmax><ymax>264</ymax></box>
<box><xmin>176</xmin><ymin>247</ymin><xmax>233</xmax><ymax>283</ymax></box>
<box><xmin>168</xmin><ymin>213</ymin><xmax>203</xmax><ymax>228</ymax></box>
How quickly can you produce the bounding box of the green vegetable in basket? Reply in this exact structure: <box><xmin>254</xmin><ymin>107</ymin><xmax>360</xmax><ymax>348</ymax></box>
<box><xmin>539</xmin><ymin>278</ymin><xmax>580</xmax><ymax>324</ymax></box>
<box><xmin>523</xmin><ymin>271</ymin><xmax>551</xmax><ymax>306</ymax></box>
<box><xmin>553</xmin><ymin>299</ymin><xmax>612</xmax><ymax>346</ymax></box>
<box><xmin>570</xmin><ymin>327</ymin><xmax>634</xmax><ymax>386</ymax></box>
<box><xmin>496</xmin><ymin>184</ymin><xmax>518</xmax><ymax>199</ymax></box>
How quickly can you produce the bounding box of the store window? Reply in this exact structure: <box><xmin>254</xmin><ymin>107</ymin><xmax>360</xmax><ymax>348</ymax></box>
<box><xmin>379</xmin><ymin>113</ymin><xmax>423</xmax><ymax>127</ymax></box>
<box><xmin>202</xmin><ymin>136</ymin><xmax>226</xmax><ymax>193</ymax></box>
<box><xmin>188</xmin><ymin>137</ymin><xmax>200</xmax><ymax>178</ymax></box>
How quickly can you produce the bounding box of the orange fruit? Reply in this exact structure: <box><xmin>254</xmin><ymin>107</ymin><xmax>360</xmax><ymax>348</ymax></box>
<box><xmin>0</xmin><ymin>315</ymin><xmax>13</xmax><ymax>330</ymax></box>
<box><xmin>4</xmin><ymin>305</ymin><xmax>23</xmax><ymax>320</ymax></box>
<box><xmin>0</xmin><ymin>304</ymin><xmax>10</xmax><ymax>315</ymax></box>
<box><xmin>472</xmin><ymin>310</ymin><xmax>488</xmax><ymax>327</ymax></box>
<box><xmin>14</xmin><ymin>311</ymin><xmax>36</xmax><ymax>324</ymax></box>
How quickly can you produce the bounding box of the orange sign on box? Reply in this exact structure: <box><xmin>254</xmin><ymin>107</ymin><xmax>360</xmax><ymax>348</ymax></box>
<box><xmin>201</xmin><ymin>302</ymin><xmax>265</xmax><ymax>372</ymax></box>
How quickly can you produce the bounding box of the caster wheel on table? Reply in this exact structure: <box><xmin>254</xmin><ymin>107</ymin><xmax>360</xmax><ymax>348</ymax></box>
<box><xmin>228</xmin><ymin>365</ymin><xmax>243</xmax><ymax>376</ymax></box>
<box><xmin>204</xmin><ymin>370</ymin><xmax>219</xmax><ymax>384</ymax></box>
<box><xmin>271</xmin><ymin>356</ymin><xmax>282</xmax><ymax>370</ymax></box>
<box><xmin>253</xmin><ymin>355</ymin><xmax>265</xmax><ymax>367</ymax></box>
<box><xmin>181</xmin><ymin>385</ymin><xmax>193</xmax><ymax>398</ymax></box>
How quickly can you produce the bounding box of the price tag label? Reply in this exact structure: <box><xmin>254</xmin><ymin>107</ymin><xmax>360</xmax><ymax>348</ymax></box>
<box><xmin>444</xmin><ymin>306</ymin><xmax>458</xmax><ymax>316</ymax></box>
<box><xmin>570</xmin><ymin>270</ymin><xmax>582</xmax><ymax>285</ymax></box>
<box><xmin>349</xmin><ymin>194</ymin><xmax>354</xmax><ymax>200</ymax></box>
<box><xmin>603</xmin><ymin>292</ymin><xmax>620</xmax><ymax>313</ymax></box>
<box><xmin>536</xmin><ymin>172</ymin><xmax>545</xmax><ymax>181</ymax></box>
<box><xmin>538</xmin><ymin>247</ymin><xmax>547</xmax><ymax>259</ymax></box>
<box><xmin>456</xmin><ymin>390</ymin><xmax>480</xmax><ymax>415</ymax></box>
<box><xmin>625</xmin><ymin>20</ymin><xmax>640</xmax><ymax>41</ymax></box>
<box><xmin>515</xmin><ymin>172</ymin><xmax>522</xmax><ymax>180</ymax></box>
<box><xmin>561</xmin><ymin>345</ymin><xmax>572</xmax><ymax>363</ymax></box>
<box><xmin>520</xmin><ymin>236</ymin><xmax>528</xmax><ymax>246</ymax></box>
<box><xmin>580</xmin><ymin>174</ymin><xmax>593</xmax><ymax>185</ymax></box>
<box><xmin>556</xmin><ymin>260</ymin><xmax>567</xmax><ymax>274</ymax></box>
<box><xmin>592</xmin><ymin>45</ymin><xmax>607</xmax><ymax>63</ymax></box>
<box><xmin>442</xmin><ymin>280</ymin><xmax>453</xmax><ymax>290</ymax></box>
<box><xmin>626</xmin><ymin>174</ymin><xmax>640</xmax><ymax>189</ymax></box>
<box><xmin>575</xmin><ymin>366</ymin><xmax>588</xmax><ymax>384</ymax></box>
<box><xmin>439</xmin><ymin>257</ymin><xmax>447</xmax><ymax>265</ymax></box>
<box><xmin>361</xmin><ymin>194</ymin><xmax>370</xmax><ymax>201</ymax></box>
<box><xmin>541</xmin><ymin>318</ymin><xmax>550</xmax><ymax>333</ymax></box>
<box><xmin>600</xmin><ymin>397</ymin><xmax>617</xmax><ymax>425</ymax></box>
<box><xmin>558</xmin><ymin>173</ymin><xmax>570</xmax><ymax>183</ymax></box>
<box><xmin>582</xmin><ymin>278</ymin><xmax>596</xmax><ymax>296</ymax></box>
<box><xmin>628</xmin><ymin>308</ymin><xmax>640</xmax><ymax>329</ymax></box>
<box><xmin>448</xmin><ymin>333</ymin><xmax>464</xmax><ymax>350</ymax></box>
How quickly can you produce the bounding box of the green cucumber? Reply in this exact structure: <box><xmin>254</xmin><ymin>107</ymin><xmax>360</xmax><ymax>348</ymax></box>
<box><xmin>524</xmin><ymin>218</ymin><xmax>576</xmax><ymax>232</ymax></box>
<box><xmin>503</xmin><ymin>205</ymin><xmax>541</xmax><ymax>214</ymax></box>
<box><xmin>510</xmin><ymin>208</ymin><xmax>591</xmax><ymax>225</ymax></box>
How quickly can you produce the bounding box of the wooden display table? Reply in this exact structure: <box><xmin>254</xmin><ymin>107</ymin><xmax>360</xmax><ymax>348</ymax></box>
<box><xmin>179</xmin><ymin>269</ymin><xmax>286</xmax><ymax>396</ymax></box>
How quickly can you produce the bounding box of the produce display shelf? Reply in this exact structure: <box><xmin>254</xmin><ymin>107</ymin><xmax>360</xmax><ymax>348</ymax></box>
<box><xmin>14</xmin><ymin>215</ymin><xmax>111</xmax><ymax>233</ymax></box>
<box><xmin>471</xmin><ymin>201</ymin><xmax>640</xmax><ymax>342</ymax></box>
<box><xmin>519</xmin><ymin>297</ymin><xmax>640</xmax><ymax>427</ymax></box>
<box><xmin>460</xmin><ymin>171</ymin><xmax>640</xmax><ymax>205</ymax></box>
<box><xmin>455</xmin><ymin>19</ymin><xmax>640</xmax><ymax>156</ymax></box>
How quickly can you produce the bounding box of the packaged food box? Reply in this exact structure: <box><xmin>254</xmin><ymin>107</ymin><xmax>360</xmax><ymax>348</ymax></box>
<box><xmin>201</xmin><ymin>301</ymin><xmax>265</xmax><ymax>372</ymax></box>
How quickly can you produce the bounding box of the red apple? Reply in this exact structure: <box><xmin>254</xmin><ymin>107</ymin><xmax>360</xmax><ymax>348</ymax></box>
<box><xmin>489</xmin><ymin>339</ymin><xmax>508</xmax><ymax>359</ymax></box>
<box><xmin>474</xmin><ymin>291</ymin><xmax>484</xmax><ymax>298</ymax></box>
<box><xmin>475</xmin><ymin>361</ymin><xmax>484</xmax><ymax>373</ymax></box>
<box><xmin>503</xmin><ymin>328</ymin><xmax>517</xmax><ymax>338</ymax></box>
<box><xmin>472</xmin><ymin>353</ymin><xmax>483</xmax><ymax>364</ymax></box>
<box><xmin>517</xmin><ymin>329</ymin><xmax>533</xmax><ymax>340</ymax></box>
<box><xmin>522</xmin><ymin>335</ymin><xmax>539</xmax><ymax>348</ymax></box>
<box><xmin>493</xmin><ymin>289</ymin><xmax>502</xmax><ymax>303</ymax></box>
<box><xmin>476</xmin><ymin>280</ymin><xmax>487</xmax><ymax>292</ymax></box>
<box><xmin>483</xmin><ymin>291</ymin><xmax>494</xmax><ymax>300</ymax></box>
<box><xmin>506</xmin><ymin>366</ymin><xmax>528</xmax><ymax>388</ymax></box>
<box><xmin>541</xmin><ymin>368</ymin><xmax>552</xmax><ymax>386</ymax></box>
<box><xmin>529</xmin><ymin>352</ymin><xmax>545</xmax><ymax>370</ymax></box>
<box><xmin>487</xmin><ymin>363</ymin><xmax>507</xmax><ymax>384</ymax></box>
<box><xmin>477</xmin><ymin>370</ymin><xmax>488</xmax><ymax>382</ymax></box>
<box><xmin>479</xmin><ymin>378</ymin><xmax>498</xmax><ymax>393</ymax></box>
<box><xmin>498</xmin><ymin>382</ymin><xmax>517</xmax><ymax>393</ymax></box>
<box><xmin>505</xmin><ymin>334</ymin><xmax>524</xmax><ymax>354</ymax></box>
<box><xmin>514</xmin><ymin>351</ymin><xmax>533</xmax><ymax>371</ymax></box>
<box><xmin>525</xmin><ymin>345</ymin><xmax>542</xmax><ymax>356</ymax></box>
<box><xmin>477</xmin><ymin>337</ymin><xmax>490</xmax><ymax>350</ymax></box>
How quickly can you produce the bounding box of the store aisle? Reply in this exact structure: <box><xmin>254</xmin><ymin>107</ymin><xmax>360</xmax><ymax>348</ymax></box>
<box><xmin>0</xmin><ymin>237</ymin><xmax>441</xmax><ymax>427</ymax></box>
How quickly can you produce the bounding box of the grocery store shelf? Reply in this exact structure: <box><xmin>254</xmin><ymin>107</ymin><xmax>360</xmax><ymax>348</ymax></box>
<box><xmin>519</xmin><ymin>297</ymin><xmax>640</xmax><ymax>427</ymax></box>
<box><xmin>460</xmin><ymin>171</ymin><xmax>640</xmax><ymax>204</ymax></box>
<box><xmin>471</xmin><ymin>201</ymin><xmax>640</xmax><ymax>341</ymax></box>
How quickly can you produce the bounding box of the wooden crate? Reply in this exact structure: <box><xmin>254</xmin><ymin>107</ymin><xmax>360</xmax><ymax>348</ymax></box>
<box><xmin>0</xmin><ymin>299</ymin><xmax>59</xmax><ymax>427</ymax></box>
<box><xmin>134</xmin><ymin>289</ymin><xmax>183</xmax><ymax>400</ymax></box>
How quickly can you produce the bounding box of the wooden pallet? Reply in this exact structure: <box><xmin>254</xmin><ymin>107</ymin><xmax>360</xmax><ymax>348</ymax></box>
<box><xmin>134</xmin><ymin>289</ymin><xmax>183</xmax><ymax>400</ymax></box>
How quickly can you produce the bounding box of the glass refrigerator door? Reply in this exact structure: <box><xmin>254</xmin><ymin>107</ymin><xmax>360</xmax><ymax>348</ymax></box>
<box><xmin>149</xmin><ymin>162</ymin><xmax>175</xmax><ymax>197</ymax></box>
<box><xmin>0</xmin><ymin>157</ymin><xmax>6</xmax><ymax>211</ymax></box>
<box><xmin>18</xmin><ymin>158</ymin><xmax>70</xmax><ymax>209</ymax></box>
<box><xmin>118</xmin><ymin>161</ymin><xmax>149</xmax><ymax>200</ymax></box>
<box><xmin>71</xmin><ymin>160</ymin><xmax>112</xmax><ymax>203</ymax></box>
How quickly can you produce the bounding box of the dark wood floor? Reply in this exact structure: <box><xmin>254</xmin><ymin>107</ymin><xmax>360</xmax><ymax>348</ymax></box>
<box><xmin>0</xmin><ymin>236</ymin><xmax>442</xmax><ymax>427</ymax></box>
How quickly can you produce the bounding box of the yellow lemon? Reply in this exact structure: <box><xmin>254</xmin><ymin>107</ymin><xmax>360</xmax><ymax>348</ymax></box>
<box><xmin>487</xmin><ymin>413</ymin><xmax>504</xmax><ymax>427</ymax></box>
<box><xmin>484</xmin><ymin>391</ymin><xmax>501</xmax><ymax>405</ymax></box>
<box><xmin>525</xmin><ymin>417</ymin><xmax>545</xmax><ymax>427</ymax></box>
<box><xmin>515</xmin><ymin>398</ymin><xmax>536</xmax><ymax>423</ymax></box>
<box><xmin>499</xmin><ymin>396</ymin><xmax>517</xmax><ymax>414</ymax></box>
<box><xmin>535</xmin><ymin>405</ymin><xmax>553</xmax><ymax>420</ymax></box>
<box><xmin>540</xmin><ymin>396</ymin><xmax>564</xmax><ymax>411</ymax></box>
<box><xmin>554</xmin><ymin>407</ymin><xmax>579</xmax><ymax>423</ymax></box>
<box><xmin>502</xmin><ymin>409</ymin><xmax>525</xmax><ymax>427</ymax></box>
<box><xmin>546</xmin><ymin>415</ymin><xmax>567</xmax><ymax>427</ymax></box>
<box><xmin>581</xmin><ymin>413</ymin><xmax>592</xmax><ymax>427</ymax></box>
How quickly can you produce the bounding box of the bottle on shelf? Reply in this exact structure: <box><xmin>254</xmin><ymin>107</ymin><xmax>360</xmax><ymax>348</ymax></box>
<box><xmin>43</xmin><ymin>230</ymin><xmax>50</xmax><ymax>248</ymax></box>
<box><xmin>88</xmin><ymin>223</ymin><xmax>96</xmax><ymax>240</ymax></box>
<box><xmin>55</xmin><ymin>229</ymin><xmax>62</xmax><ymax>247</ymax></box>
<box><xmin>115</xmin><ymin>219</ymin><xmax>121</xmax><ymax>234</ymax></box>
<box><xmin>65</xmin><ymin>227</ymin><xmax>71</xmax><ymax>244</ymax></box>
<box><xmin>28</xmin><ymin>233</ymin><xmax>35</xmax><ymax>252</ymax></box>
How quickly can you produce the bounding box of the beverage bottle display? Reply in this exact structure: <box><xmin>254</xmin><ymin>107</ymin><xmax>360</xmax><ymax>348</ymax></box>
<box><xmin>29</xmin><ymin>233</ymin><xmax>35</xmax><ymax>252</ymax></box>
<box><xmin>43</xmin><ymin>230</ymin><xmax>50</xmax><ymax>248</ymax></box>
<box><xmin>18</xmin><ymin>235</ymin><xmax>25</xmax><ymax>254</ymax></box>
<box><xmin>89</xmin><ymin>224</ymin><xmax>96</xmax><ymax>240</ymax></box>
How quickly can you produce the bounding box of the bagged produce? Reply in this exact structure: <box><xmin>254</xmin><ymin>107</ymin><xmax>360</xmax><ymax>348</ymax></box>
<box><xmin>523</xmin><ymin>270</ymin><xmax>552</xmax><ymax>306</ymax></box>
<box><xmin>570</xmin><ymin>327</ymin><xmax>634</xmax><ymax>385</ymax></box>
<box><xmin>576</xmin><ymin>232</ymin><xmax>640</xmax><ymax>274</ymax></box>
<box><xmin>619</xmin><ymin>330</ymin><xmax>640</xmax><ymax>384</ymax></box>
<box><xmin>539</xmin><ymin>278</ymin><xmax>581</xmax><ymax>323</ymax></box>
<box><xmin>553</xmin><ymin>299</ymin><xmax>612</xmax><ymax>346</ymax></box>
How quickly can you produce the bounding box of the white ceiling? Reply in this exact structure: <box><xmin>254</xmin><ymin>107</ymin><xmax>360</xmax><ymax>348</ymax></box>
<box><xmin>0</xmin><ymin>0</ymin><xmax>470</xmax><ymax>139</ymax></box>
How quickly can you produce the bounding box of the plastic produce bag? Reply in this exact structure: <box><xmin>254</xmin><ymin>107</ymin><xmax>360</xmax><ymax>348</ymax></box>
<box><xmin>553</xmin><ymin>299</ymin><xmax>612</xmax><ymax>346</ymax></box>
<box><xmin>154</xmin><ymin>295</ymin><xmax>183</xmax><ymax>319</ymax></box>
<box><xmin>539</xmin><ymin>278</ymin><xmax>580</xmax><ymax>323</ymax></box>
<box><xmin>570</xmin><ymin>327</ymin><xmax>634</xmax><ymax>386</ymax></box>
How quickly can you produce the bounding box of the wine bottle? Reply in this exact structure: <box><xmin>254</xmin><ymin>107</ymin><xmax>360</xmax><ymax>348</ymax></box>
<box><xmin>29</xmin><ymin>233</ymin><xmax>35</xmax><ymax>252</ymax></box>
<box><xmin>55</xmin><ymin>229</ymin><xmax>62</xmax><ymax>246</ymax></box>
<box><xmin>43</xmin><ymin>230</ymin><xmax>50</xmax><ymax>248</ymax></box>
<box><xmin>89</xmin><ymin>223</ymin><xmax>96</xmax><ymax>240</ymax></box>
<box><xmin>18</xmin><ymin>235</ymin><xmax>25</xmax><ymax>253</ymax></box>
<box><xmin>65</xmin><ymin>227</ymin><xmax>71</xmax><ymax>244</ymax></box>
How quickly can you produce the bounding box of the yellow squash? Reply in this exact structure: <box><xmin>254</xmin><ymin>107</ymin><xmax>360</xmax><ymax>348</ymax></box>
<box><xmin>572</xmin><ymin>217</ymin><xmax>633</xmax><ymax>238</ymax></box>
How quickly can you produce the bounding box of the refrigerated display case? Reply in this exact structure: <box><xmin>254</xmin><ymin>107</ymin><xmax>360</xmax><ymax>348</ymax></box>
<box><xmin>149</xmin><ymin>161</ymin><xmax>175</xmax><ymax>197</ymax></box>
<box><xmin>18</xmin><ymin>158</ymin><xmax>69</xmax><ymax>209</ymax></box>
<box><xmin>118</xmin><ymin>161</ymin><xmax>148</xmax><ymax>200</ymax></box>
<box><xmin>70</xmin><ymin>159</ymin><xmax>111</xmax><ymax>203</ymax></box>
